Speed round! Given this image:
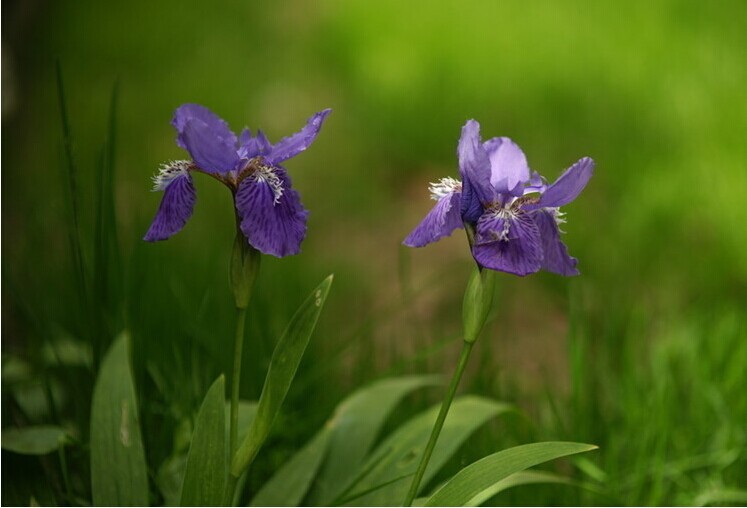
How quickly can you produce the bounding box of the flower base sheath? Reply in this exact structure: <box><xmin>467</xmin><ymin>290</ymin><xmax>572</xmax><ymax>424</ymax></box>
<box><xmin>144</xmin><ymin>104</ymin><xmax>331</xmax><ymax>258</ymax></box>
<box><xmin>404</xmin><ymin>120</ymin><xmax>594</xmax><ymax>277</ymax></box>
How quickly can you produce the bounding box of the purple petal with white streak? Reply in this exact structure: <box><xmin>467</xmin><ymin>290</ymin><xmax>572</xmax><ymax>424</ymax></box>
<box><xmin>403</xmin><ymin>191</ymin><xmax>463</xmax><ymax>247</ymax></box>
<box><xmin>533</xmin><ymin>209</ymin><xmax>579</xmax><ymax>276</ymax></box>
<box><xmin>472</xmin><ymin>212</ymin><xmax>542</xmax><ymax>276</ymax></box>
<box><xmin>235</xmin><ymin>168</ymin><xmax>308</xmax><ymax>257</ymax></box>
<box><xmin>143</xmin><ymin>174</ymin><xmax>196</xmax><ymax>241</ymax></box>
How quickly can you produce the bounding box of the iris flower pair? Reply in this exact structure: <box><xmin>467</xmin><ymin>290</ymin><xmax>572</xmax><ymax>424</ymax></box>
<box><xmin>404</xmin><ymin>120</ymin><xmax>594</xmax><ymax>276</ymax></box>
<box><xmin>145</xmin><ymin>106</ymin><xmax>592</xmax><ymax>276</ymax></box>
<box><xmin>144</xmin><ymin>104</ymin><xmax>331</xmax><ymax>257</ymax></box>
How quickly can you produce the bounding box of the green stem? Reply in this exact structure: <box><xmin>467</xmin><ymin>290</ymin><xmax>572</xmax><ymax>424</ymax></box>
<box><xmin>223</xmin><ymin>472</ymin><xmax>239</xmax><ymax>506</ymax></box>
<box><xmin>403</xmin><ymin>340</ymin><xmax>475</xmax><ymax>506</ymax></box>
<box><xmin>229</xmin><ymin>306</ymin><xmax>248</xmax><ymax>460</ymax></box>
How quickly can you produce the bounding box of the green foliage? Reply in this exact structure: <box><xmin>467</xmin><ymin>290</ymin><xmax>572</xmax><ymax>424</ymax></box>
<box><xmin>232</xmin><ymin>275</ymin><xmax>334</xmax><ymax>476</ymax></box>
<box><xmin>179</xmin><ymin>375</ymin><xmax>226</xmax><ymax>506</ymax></box>
<box><xmin>90</xmin><ymin>333</ymin><xmax>148</xmax><ymax>506</ymax></box>
<box><xmin>424</xmin><ymin>442</ymin><xmax>597</xmax><ymax>506</ymax></box>
<box><xmin>1</xmin><ymin>426</ymin><xmax>69</xmax><ymax>455</ymax></box>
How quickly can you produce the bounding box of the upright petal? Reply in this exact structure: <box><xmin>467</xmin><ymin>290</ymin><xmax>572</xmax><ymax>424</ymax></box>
<box><xmin>403</xmin><ymin>191</ymin><xmax>463</xmax><ymax>247</ymax></box>
<box><xmin>538</xmin><ymin>157</ymin><xmax>594</xmax><ymax>208</ymax></box>
<box><xmin>180</xmin><ymin>119</ymin><xmax>240</xmax><ymax>174</ymax></box>
<box><xmin>143</xmin><ymin>173</ymin><xmax>196</xmax><ymax>241</ymax></box>
<box><xmin>483</xmin><ymin>137</ymin><xmax>530</xmax><ymax>195</ymax></box>
<box><xmin>235</xmin><ymin>167</ymin><xmax>308</xmax><ymax>257</ymax></box>
<box><xmin>266</xmin><ymin>109</ymin><xmax>332</xmax><ymax>165</ymax></box>
<box><xmin>472</xmin><ymin>212</ymin><xmax>542</xmax><ymax>276</ymax></box>
<box><xmin>533</xmin><ymin>209</ymin><xmax>579</xmax><ymax>276</ymax></box>
<box><xmin>239</xmin><ymin>129</ymin><xmax>273</xmax><ymax>160</ymax></box>
<box><xmin>172</xmin><ymin>104</ymin><xmax>237</xmax><ymax>149</ymax></box>
<box><xmin>458</xmin><ymin>120</ymin><xmax>495</xmax><ymax>222</ymax></box>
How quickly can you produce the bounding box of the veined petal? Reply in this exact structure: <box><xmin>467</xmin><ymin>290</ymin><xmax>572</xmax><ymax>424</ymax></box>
<box><xmin>180</xmin><ymin>119</ymin><xmax>240</xmax><ymax>174</ymax></box>
<box><xmin>483</xmin><ymin>137</ymin><xmax>530</xmax><ymax>195</ymax></box>
<box><xmin>403</xmin><ymin>191</ymin><xmax>463</xmax><ymax>247</ymax></box>
<box><xmin>472</xmin><ymin>211</ymin><xmax>542</xmax><ymax>276</ymax></box>
<box><xmin>538</xmin><ymin>157</ymin><xmax>594</xmax><ymax>208</ymax></box>
<box><xmin>533</xmin><ymin>209</ymin><xmax>579</xmax><ymax>276</ymax></box>
<box><xmin>172</xmin><ymin>104</ymin><xmax>237</xmax><ymax>150</ymax></box>
<box><xmin>458</xmin><ymin>120</ymin><xmax>494</xmax><ymax>222</ymax></box>
<box><xmin>143</xmin><ymin>173</ymin><xmax>196</xmax><ymax>241</ymax></box>
<box><xmin>235</xmin><ymin>167</ymin><xmax>308</xmax><ymax>257</ymax></box>
<box><xmin>266</xmin><ymin>109</ymin><xmax>332</xmax><ymax>165</ymax></box>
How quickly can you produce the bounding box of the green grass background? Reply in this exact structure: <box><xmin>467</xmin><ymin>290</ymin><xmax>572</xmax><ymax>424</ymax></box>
<box><xmin>2</xmin><ymin>0</ymin><xmax>746</xmax><ymax>505</ymax></box>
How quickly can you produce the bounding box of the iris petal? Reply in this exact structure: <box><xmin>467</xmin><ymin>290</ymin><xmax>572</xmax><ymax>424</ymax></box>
<box><xmin>180</xmin><ymin>119</ymin><xmax>240</xmax><ymax>174</ymax></box>
<box><xmin>533</xmin><ymin>210</ymin><xmax>579</xmax><ymax>276</ymax></box>
<box><xmin>267</xmin><ymin>109</ymin><xmax>332</xmax><ymax>165</ymax></box>
<box><xmin>172</xmin><ymin>103</ymin><xmax>237</xmax><ymax>150</ymax></box>
<box><xmin>538</xmin><ymin>157</ymin><xmax>594</xmax><ymax>208</ymax></box>
<box><xmin>483</xmin><ymin>137</ymin><xmax>530</xmax><ymax>195</ymax></box>
<box><xmin>458</xmin><ymin>120</ymin><xmax>495</xmax><ymax>222</ymax></box>
<box><xmin>235</xmin><ymin>167</ymin><xmax>308</xmax><ymax>257</ymax></box>
<box><xmin>472</xmin><ymin>212</ymin><xmax>542</xmax><ymax>276</ymax></box>
<box><xmin>403</xmin><ymin>191</ymin><xmax>463</xmax><ymax>247</ymax></box>
<box><xmin>143</xmin><ymin>173</ymin><xmax>196</xmax><ymax>241</ymax></box>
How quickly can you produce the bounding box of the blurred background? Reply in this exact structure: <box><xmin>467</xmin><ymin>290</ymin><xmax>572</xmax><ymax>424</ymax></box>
<box><xmin>2</xmin><ymin>0</ymin><xmax>746</xmax><ymax>505</ymax></box>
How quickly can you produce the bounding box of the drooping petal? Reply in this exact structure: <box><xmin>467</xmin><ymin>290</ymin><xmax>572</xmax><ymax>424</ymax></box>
<box><xmin>458</xmin><ymin>120</ymin><xmax>495</xmax><ymax>223</ymax></box>
<box><xmin>143</xmin><ymin>173</ymin><xmax>196</xmax><ymax>241</ymax></box>
<box><xmin>266</xmin><ymin>109</ymin><xmax>332</xmax><ymax>165</ymax></box>
<box><xmin>180</xmin><ymin>119</ymin><xmax>240</xmax><ymax>174</ymax></box>
<box><xmin>403</xmin><ymin>191</ymin><xmax>463</xmax><ymax>247</ymax></box>
<box><xmin>538</xmin><ymin>157</ymin><xmax>594</xmax><ymax>208</ymax></box>
<box><xmin>235</xmin><ymin>167</ymin><xmax>308</xmax><ymax>257</ymax></box>
<box><xmin>533</xmin><ymin>209</ymin><xmax>579</xmax><ymax>276</ymax></box>
<box><xmin>483</xmin><ymin>137</ymin><xmax>530</xmax><ymax>195</ymax></box>
<box><xmin>472</xmin><ymin>211</ymin><xmax>542</xmax><ymax>276</ymax></box>
<box><xmin>172</xmin><ymin>103</ymin><xmax>237</xmax><ymax>150</ymax></box>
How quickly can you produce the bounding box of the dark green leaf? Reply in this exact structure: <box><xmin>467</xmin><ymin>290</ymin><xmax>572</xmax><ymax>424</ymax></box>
<box><xmin>346</xmin><ymin>395</ymin><xmax>513</xmax><ymax>506</ymax></box>
<box><xmin>1</xmin><ymin>426</ymin><xmax>68</xmax><ymax>455</ymax></box>
<box><xmin>180</xmin><ymin>375</ymin><xmax>226</xmax><ymax>506</ymax></box>
<box><xmin>310</xmin><ymin>375</ymin><xmax>440</xmax><ymax>505</ymax></box>
<box><xmin>90</xmin><ymin>332</ymin><xmax>148</xmax><ymax>506</ymax></box>
<box><xmin>231</xmin><ymin>275</ymin><xmax>333</xmax><ymax>476</ymax></box>
<box><xmin>425</xmin><ymin>441</ymin><xmax>597</xmax><ymax>506</ymax></box>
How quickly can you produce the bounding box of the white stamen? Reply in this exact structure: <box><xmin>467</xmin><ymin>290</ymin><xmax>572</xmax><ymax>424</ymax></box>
<box><xmin>546</xmin><ymin>207</ymin><xmax>567</xmax><ymax>232</ymax></box>
<box><xmin>428</xmin><ymin>177</ymin><xmax>462</xmax><ymax>201</ymax></box>
<box><xmin>152</xmin><ymin>160</ymin><xmax>191</xmax><ymax>191</ymax></box>
<box><xmin>254</xmin><ymin>164</ymin><xmax>284</xmax><ymax>204</ymax></box>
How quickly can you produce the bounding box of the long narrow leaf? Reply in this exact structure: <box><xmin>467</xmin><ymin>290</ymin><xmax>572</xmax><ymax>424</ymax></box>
<box><xmin>346</xmin><ymin>395</ymin><xmax>513</xmax><ymax>506</ymax></box>
<box><xmin>231</xmin><ymin>275</ymin><xmax>333</xmax><ymax>476</ymax></box>
<box><xmin>310</xmin><ymin>375</ymin><xmax>440</xmax><ymax>505</ymax></box>
<box><xmin>425</xmin><ymin>441</ymin><xmax>597</xmax><ymax>506</ymax></box>
<box><xmin>250</xmin><ymin>427</ymin><xmax>331</xmax><ymax>507</ymax></box>
<box><xmin>464</xmin><ymin>470</ymin><xmax>574</xmax><ymax>506</ymax></box>
<box><xmin>1</xmin><ymin>426</ymin><xmax>69</xmax><ymax>455</ymax></box>
<box><xmin>90</xmin><ymin>333</ymin><xmax>148</xmax><ymax>506</ymax></box>
<box><xmin>180</xmin><ymin>376</ymin><xmax>226</xmax><ymax>506</ymax></box>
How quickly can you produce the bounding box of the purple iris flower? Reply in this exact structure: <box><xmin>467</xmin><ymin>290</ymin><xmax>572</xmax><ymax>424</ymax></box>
<box><xmin>144</xmin><ymin>104</ymin><xmax>331</xmax><ymax>257</ymax></box>
<box><xmin>404</xmin><ymin>120</ymin><xmax>594</xmax><ymax>277</ymax></box>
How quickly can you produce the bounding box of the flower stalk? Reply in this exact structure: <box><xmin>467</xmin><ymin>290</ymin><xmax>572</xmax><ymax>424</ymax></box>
<box><xmin>229</xmin><ymin>225</ymin><xmax>261</xmax><ymax>460</ymax></box>
<box><xmin>403</xmin><ymin>266</ymin><xmax>494</xmax><ymax>506</ymax></box>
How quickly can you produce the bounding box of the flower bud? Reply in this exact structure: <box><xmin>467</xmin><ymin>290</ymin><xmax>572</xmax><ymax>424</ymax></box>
<box><xmin>462</xmin><ymin>266</ymin><xmax>495</xmax><ymax>343</ymax></box>
<box><xmin>230</xmin><ymin>231</ymin><xmax>261</xmax><ymax>309</ymax></box>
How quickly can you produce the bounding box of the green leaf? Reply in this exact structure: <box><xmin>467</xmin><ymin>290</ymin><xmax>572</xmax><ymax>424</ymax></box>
<box><xmin>425</xmin><ymin>441</ymin><xmax>598</xmax><ymax>506</ymax></box>
<box><xmin>225</xmin><ymin>400</ymin><xmax>258</xmax><ymax>456</ymax></box>
<box><xmin>1</xmin><ymin>426</ymin><xmax>68</xmax><ymax>455</ymax></box>
<box><xmin>345</xmin><ymin>395</ymin><xmax>513</xmax><ymax>506</ymax></box>
<box><xmin>90</xmin><ymin>332</ymin><xmax>148</xmax><ymax>506</ymax></box>
<box><xmin>250</xmin><ymin>427</ymin><xmax>332</xmax><ymax>507</ymax></box>
<box><xmin>464</xmin><ymin>470</ymin><xmax>574</xmax><ymax>506</ymax></box>
<box><xmin>231</xmin><ymin>275</ymin><xmax>333</xmax><ymax>476</ymax></box>
<box><xmin>310</xmin><ymin>375</ymin><xmax>440</xmax><ymax>505</ymax></box>
<box><xmin>180</xmin><ymin>375</ymin><xmax>227</xmax><ymax>506</ymax></box>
